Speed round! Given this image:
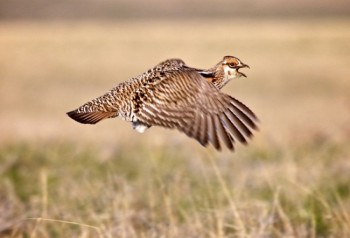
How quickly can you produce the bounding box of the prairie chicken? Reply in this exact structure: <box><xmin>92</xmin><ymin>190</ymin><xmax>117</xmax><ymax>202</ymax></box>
<box><xmin>67</xmin><ymin>56</ymin><xmax>258</xmax><ymax>151</ymax></box>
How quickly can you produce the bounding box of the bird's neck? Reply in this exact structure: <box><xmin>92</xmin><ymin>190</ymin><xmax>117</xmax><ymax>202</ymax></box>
<box><xmin>200</xmin><ymin>65</ymin><xmax>229</xmax><ymax>90</ymax></box>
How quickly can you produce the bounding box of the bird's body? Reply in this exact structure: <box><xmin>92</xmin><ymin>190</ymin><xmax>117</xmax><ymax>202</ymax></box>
<box><xmin>67</xmin><ymin>56</ymin><xmax>258</xmax><ymax>151</ymax></box>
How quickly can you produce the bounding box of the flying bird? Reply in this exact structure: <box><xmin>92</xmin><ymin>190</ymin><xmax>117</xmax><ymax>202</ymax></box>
<box><xmin>67</xmin><ymin>56</ymin><xmax>258</xmax><ymax>151</ymax></box>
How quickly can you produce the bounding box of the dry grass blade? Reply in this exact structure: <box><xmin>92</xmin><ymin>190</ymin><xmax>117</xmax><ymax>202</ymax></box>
<box><xmin>207</xmin><ymin>154</ymin><xmax>246</xmax><ymax>237</ymax></box>
<box><xmin>27</xmin><ymin>218</ymin><xmax>105</xmax><ymax>238</ymax></box>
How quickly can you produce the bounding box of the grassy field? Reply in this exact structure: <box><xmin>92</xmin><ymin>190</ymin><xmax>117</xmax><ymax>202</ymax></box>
<box><xmin>0</xmin><ymin>18</ymin><xmax>350</xmax><ymax>237</ymax></box>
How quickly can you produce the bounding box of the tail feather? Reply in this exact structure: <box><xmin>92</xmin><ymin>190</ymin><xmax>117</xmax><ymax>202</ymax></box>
<box><xmin>67</xmin><ymin>110</ymin><xmax>116</xmax><ymax>124</ymax></box>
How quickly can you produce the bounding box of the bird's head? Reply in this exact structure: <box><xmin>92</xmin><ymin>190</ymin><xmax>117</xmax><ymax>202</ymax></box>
<box><xmin>195</xmin><ymin>55</ymin><xmax>250</xmax><ymax>89</ymax></box>
<box><xmin>201</xmin><ymin>56</ymin><xmax>250</xmax><ymax>89</ymax></box>
<box><xmin>220</xmin><ymin>55</ymin><xmax>250</xmax><ymax>80</ymax></box>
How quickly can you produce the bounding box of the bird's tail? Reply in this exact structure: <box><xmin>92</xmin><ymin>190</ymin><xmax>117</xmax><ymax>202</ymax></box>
<box><xmin>67</xmin><ymin>95</ymin><xmax>118</xmax><ymax>124</ymax></box>
<box><xmin>67</xmin><ymin>109</ymin><xmax>117</xmax><ymax>124</ymax></box>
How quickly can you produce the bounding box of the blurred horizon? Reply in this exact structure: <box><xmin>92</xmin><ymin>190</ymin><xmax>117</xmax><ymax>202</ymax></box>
<box><xmin>1</xmin><ymin>0</ymin><xmax>350</xmax><ymax>21</ymax></box>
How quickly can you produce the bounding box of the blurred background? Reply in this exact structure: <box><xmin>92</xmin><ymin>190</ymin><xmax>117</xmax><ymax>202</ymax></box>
<box><xmin>0</xmin><ymin>0</ymin><xmax>350</xmax><ymax>237</ymax></box>
<box><xmin>1</xmin><ymin>0</ymin><xmax>350</xmax><ymax>147</ymax></box>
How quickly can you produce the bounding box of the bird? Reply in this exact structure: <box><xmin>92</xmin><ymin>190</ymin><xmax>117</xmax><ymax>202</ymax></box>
<box><xmin>67</xmin><ymin>56</ymin><xmax>258</xmax><ymax>151</ymax></box>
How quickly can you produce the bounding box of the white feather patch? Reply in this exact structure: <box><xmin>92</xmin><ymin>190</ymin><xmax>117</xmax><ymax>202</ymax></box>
<box><xmin>134</xmin><ymin>124</ymin><xmax>149</xmax><ymax>133</ymax></box>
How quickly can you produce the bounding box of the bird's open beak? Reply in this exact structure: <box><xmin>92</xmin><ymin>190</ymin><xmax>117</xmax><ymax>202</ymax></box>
<box><xmin>237</xmin><ymin>63</ymin><xmax>250</xmax><ymax>77</ymax></box>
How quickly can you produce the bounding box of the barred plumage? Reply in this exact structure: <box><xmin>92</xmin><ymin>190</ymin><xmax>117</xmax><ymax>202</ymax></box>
<box><xmin>67</xmin><ymin>56</ymin><xmax>258</xmax><ymax>151</ymax></box>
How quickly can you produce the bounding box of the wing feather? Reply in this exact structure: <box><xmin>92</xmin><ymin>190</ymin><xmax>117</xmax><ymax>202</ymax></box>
<box><xmin>229</xmin><ymin>96</ymin><xmax>258</xmax><ymax>121</ymax></box>
<box><xmin>207</xmin><ymin>115</ymin><xmax>221</xmax><ymax>150</ymax></box>
<box><xmin>200</xmin><ymin>114</ymin><xmax>209</xmax><ymax>146</ymax></box>
<box><xmin>225</xmin><ymin>109</ymin><xmax>253</xmax><ymax>138</ymax></box>
<box><xmin>135</xmin><ymin>70</ymin><xmax>258</xmax><ymax>150</ymax></box>
<box><xmin>221</xmin><ymin>112</ymin><xmax>246</xmax><ymax>144</ymax></box>
<box><xmin>214</xmin><ymin>114</ymin><xmax>234</xmax><ymax>150</ymax></box>
<box><xmin>227</xmin><ymin>103</ymin><xmax>257</xmax><ymax>130</ymax></box>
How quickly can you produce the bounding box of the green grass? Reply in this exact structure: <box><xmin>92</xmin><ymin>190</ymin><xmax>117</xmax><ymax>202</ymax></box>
<box><xmin>1</xmin><ymin>136</ymin><xmax>349</xmax><ymax>237</ymax></box>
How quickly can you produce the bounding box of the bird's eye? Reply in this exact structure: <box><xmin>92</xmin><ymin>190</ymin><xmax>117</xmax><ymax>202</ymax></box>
<box><xmin>228</xmin><ymin>63</ymin><xmax>236</xmax><ymax>68</ymax></box>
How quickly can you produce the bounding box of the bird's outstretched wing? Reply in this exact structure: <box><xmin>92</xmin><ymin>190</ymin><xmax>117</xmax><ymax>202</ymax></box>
<box><xmin>134</xmin><ymin>70</ymin><xmax>258</xmax><ymax>151</ymax></box>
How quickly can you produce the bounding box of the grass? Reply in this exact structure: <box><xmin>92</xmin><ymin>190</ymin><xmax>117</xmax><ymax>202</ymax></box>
<box><xmin>0</xmin><ymin>17</ymin><xmax>350</xmax><ymax>237</ymax></box>
<box><xmin>0</xmin><ymin>136</ymin><xmax>349</xmax><ymax>237</ymax></box>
